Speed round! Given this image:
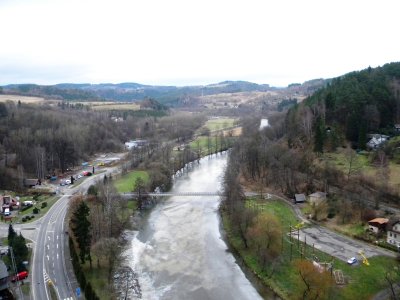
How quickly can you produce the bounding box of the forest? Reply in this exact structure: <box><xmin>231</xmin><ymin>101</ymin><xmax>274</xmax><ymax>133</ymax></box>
<box><xmin>0</xmin><ymin>100</ymin><xmax>206</xmax><ymax>190</ymax></box>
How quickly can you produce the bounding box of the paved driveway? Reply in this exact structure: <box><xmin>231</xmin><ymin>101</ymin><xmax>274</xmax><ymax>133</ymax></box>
<box><xmin>295</xmin><ymin>226</ymin><xmax>395</xmax><ymax>262</ymax></box>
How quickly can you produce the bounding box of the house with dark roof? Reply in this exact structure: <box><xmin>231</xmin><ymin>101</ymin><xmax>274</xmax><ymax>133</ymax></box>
<box><xmin>387</xmin><ymin>220</ymin><xmax>400</xmax><ymax>246</ymax></box>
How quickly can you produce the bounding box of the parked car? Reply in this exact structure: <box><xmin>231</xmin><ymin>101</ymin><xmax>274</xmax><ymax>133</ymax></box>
<box><xmin>347</xmin><ymin>257</ymin><xmax>357</xmax><ymax>265</ymax></box>
<box><xmin>11</xmin><ymin>271</ymin><xmax>28</xmax><ymax>282</ymax></box>
<box><xmin>65</xmin><ymin>179</ymin><xmax>71</xmax><ymax>185</ymax></box>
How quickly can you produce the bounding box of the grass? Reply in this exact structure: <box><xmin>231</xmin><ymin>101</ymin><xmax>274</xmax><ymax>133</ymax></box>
<box><xmin>246</xmin><ymin>198</ymin><xmax>300</xmax><ymax>228</ymax></box>
<box><xmin>114</xmin><ymin>170</ymin><xmax>149</xmax><ymax>193</ymax></box>
<box><xmin>204</xmin><ymin>118</ymin><xmax>236</xmax><ymax>131</ymax></box>
<box><xmin>91</xmin><ymin>103</ymin><xmax>140</xmax><ymax>111</ymax></box>
<box><xmin>222</xmin><ymin>198</ymin><xmax>398</xmax><ymax>300</ymax></box>
<box><xmin>189</xmin><ymin>135</ymin><xmax>235</xmax><ymax>156</ymax></box>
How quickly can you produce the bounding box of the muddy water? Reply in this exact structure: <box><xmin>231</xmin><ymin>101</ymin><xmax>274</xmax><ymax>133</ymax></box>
<box><xmin>127</xmin><ymin>153</ymin><xmax>264</xmax><ymax>300</ymax></box>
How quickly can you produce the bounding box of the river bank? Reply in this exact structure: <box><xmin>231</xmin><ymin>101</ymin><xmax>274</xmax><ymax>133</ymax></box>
<box><xmin>218</xmin><ymin>209</ymin><xmax>281</xmax><ymax>300</ymax></box>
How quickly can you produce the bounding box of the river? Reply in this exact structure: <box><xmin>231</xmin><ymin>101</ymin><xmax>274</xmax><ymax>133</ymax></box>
<box><xmin>125</xmin><ymin>153</ymin><xmax>264</xmax><ymax>300</ymax></box>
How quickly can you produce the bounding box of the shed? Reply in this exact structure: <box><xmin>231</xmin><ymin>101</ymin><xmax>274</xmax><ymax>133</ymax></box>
<box><xmin>294</xmin><ymin>194</ymin><xmax>306</xmax><ymax>203</ymax></box>
<box><xmin>368</xmin><ymin>218</ymin><xmax>389</xmax><ymax>234</ymax></box>
<box><xmin>23</xmin><ymin>178</ymin><xmax>38</xmax><ymax>188</ymax></box>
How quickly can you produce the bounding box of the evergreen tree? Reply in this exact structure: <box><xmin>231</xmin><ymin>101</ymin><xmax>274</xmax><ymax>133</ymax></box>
<box><xmin>8</xmin><ymin>224</ymin><xmax>16</xmax><ymax>243</ymax></box>
<box><xmin>71</xmin><ymin>201</ymin><xmax>92</xmax><ymax>265</ymax></box>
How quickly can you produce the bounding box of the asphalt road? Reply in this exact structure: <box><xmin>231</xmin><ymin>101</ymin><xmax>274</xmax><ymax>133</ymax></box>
<box><xmin>294</xmin><ymin>226</ymin><xmax>396</xmax><ymax>262</ymax></box>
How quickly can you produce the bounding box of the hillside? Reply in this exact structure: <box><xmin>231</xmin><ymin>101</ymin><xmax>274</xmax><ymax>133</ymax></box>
<box><xmin>303</xmin><ymin>62</ymin><xmax>400</xmax><ymax>148</ymax></box>
<box><xmin>1</xmin><ymin>80</ymin><xmax>327</xmax><ymax>108</ymax></box>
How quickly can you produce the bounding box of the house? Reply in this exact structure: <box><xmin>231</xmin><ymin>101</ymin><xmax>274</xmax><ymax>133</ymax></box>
<box><xmin>366</xmin><ymin>134</ymin><xmax>390</xmax><ymax>150</ymax></box>
<box><xmin>308</xmin><ymin>191</ymin><xmax>327</xmax><ymax>205</ymax></box>
<box><xmin>387</xmin><ymin>220</ymin><xmax>400</xmax><ymax>246</ymax></box>
<box><xmin>294</xmin><ymin>194</ymin><xmax>306</xmax><ymax>203</ymax></box>
<box><xmin>0</xmin><ymin>260</ymin><xmax>8</xmax><ymax>291</ymax></box>
<box><xmin>1</xmin><ymin>195</ymin><xmax>19</xmax><ymax>212</ymax></box>
<box><xmin>368</xmin><ymin>217</ymin><xmax>389</xmax><ymax>234</ymax></box>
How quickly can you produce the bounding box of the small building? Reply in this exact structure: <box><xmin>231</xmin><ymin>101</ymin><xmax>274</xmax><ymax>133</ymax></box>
<box><xmin>308</xmin><ymin>192</ymin><xmax>327</xmax><ymax>205</ymax></box>
<box><xmin>395</xmin><ymin>124</ymin><xmax>400</xmax><ymax>132</ymax></box>
<box><xmin>294</xmin><ymin>194</ymin><xmax>306</xmax><ymax>204</ymax></box>
<box><xmin>366</xmin><ymin>134</ymin><xmax>390</xmax><ymax>150</ymax></box>
<box><xmin>387</xmin><ymin>220</ymin><xmax>400</xmax><ymax>246</ymax></box>
<box><xmin>24</xmin><ymin>178</ymin><xmax>39</xmax><ymax>188</ymax></box>
<box><xmin>368</xmin><ymin>218</ymin><xmax>389</xmax><ymax>234</ymax></box>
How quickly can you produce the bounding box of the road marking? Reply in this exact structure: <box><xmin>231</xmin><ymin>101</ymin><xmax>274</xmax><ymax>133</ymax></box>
<box><xmin>57</xmin><ymin>243</ymin><xmax>59</xmax><ymax>249</ymax></box>
<box><xmin>47</xmin><ymin>245</ymin><xmax>49</xmax><ymax>250</ymax></box>
<box><xmin>57</xmin><ymin>253</ymin><xmax>59</xmax><ymax>260</ymax></box>
<box><xmin>46</xmin><ymin>255</ymin><xmax>49</xmax><ymax>261</ymax></box>
<box><xmin>57</xmin><ymin>235</ymin><xmax>59</xmax><ymax>240</ymax></box>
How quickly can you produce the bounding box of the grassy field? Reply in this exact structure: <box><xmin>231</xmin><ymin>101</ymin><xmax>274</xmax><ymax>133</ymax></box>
<box><xmin>90</xmin><ymin>103</ymin><xmax>141</xmax><ymax>111</ymax></box>
<box><xmin>322</xmin><ymin>149</ymin><xmax>400</xmax><ymax>188</ymax></box>
<box><xmin>204</xmin><ymin>118</ymin><xmax>236</xmax><ymax>131</ymax></box>
<box><xmin>223</xmin><ymin>197</ymin><xmax>398</xmax><ymax>300</ymax></box>
<box><xmin>114</xmin><ymin>170</ymin><xmax>149</xmax><ymax>193</ymax></box>
<box><xmin>0</xmin><ymin>94</ymin><xmax>53</xmax><ymax>104</ymax></box>
<box><xmin>189</xmin><ymin>135</ymin><xmax>235</xmax><ymax>156</ymax></box>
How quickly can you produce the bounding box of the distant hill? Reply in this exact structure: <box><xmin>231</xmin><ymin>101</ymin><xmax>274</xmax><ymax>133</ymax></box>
<box><xmin>1</xmin><ymin>80</ymin><xmax>275</xmax><ymax>106</ymax></box>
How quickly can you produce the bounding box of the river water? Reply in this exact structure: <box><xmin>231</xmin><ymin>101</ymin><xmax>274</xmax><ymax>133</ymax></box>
<box><xmin>126</xmin><ymin>153</ymin><xmax>264</xmax><ymax>300</ymax></box>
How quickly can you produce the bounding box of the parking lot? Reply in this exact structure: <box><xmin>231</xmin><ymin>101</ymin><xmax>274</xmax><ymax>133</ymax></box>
<box><xmin>295</xmin><ymin>226</ymin><xmax>396</xmax><ymax>262</ymax></box>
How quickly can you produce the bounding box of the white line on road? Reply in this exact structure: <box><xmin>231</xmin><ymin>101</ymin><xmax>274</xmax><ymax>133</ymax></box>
<box><xmin>57</xmin><ymin>243</ymin><xmax>59</xmax><ymax>249</ymax></box>
<box><xmin>46</xmin><ymin>255</ymin><xmax>49</xmax><ymax>261</ymax></box>
<box><xmin>47</xmin><ymin>245</ymin><xmax>49</xmax><ymax>250</ymax></box>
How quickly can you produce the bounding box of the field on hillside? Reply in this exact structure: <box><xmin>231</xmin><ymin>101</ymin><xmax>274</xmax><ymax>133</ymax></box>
<box><xmin>205</xmin><ymin>117</ymin><xmax>236</xmax><ymax>131</ymax></box>
<box><xmin>322</xmin><ymin>149</ymin><xmax>400</xmax><ymax>188</ymax></box>
<box><xmin>0</xmin><ymin>94</ymin><xmax>57</xmax><ymax>104</ymax></box>
<box><xmin>88</xmin><ymin>102</ymin><xmax>141</xmax><ymax>110</ymax></box>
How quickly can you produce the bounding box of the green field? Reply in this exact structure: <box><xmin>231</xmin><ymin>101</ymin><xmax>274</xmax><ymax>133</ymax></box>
<box><xmin>205</xmin><ymin>118</ymin><xmax>236</xmax><ymax>131</ymax></box>
<box><xmin>114</xmin><ymin>170</ymin><xmax>149</xmax><ymax>193</ymax></box>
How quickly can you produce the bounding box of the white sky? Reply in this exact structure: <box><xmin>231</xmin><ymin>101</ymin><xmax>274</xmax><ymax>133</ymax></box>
<box><xmin>0</xmin><ymin>0</ymin><xmax>399</xmax><ymax>87</ymax></box>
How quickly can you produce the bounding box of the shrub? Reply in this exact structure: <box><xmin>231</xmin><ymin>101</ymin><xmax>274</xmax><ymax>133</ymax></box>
<box><xmin>33</xmin><ymin>207</ymin><xmax>40</xmax><ymax>214</ymax></box>
<box><xmin>41</xmin><ymin>202</ymin><xmax>47</xmax><ymax>209</ymax></box>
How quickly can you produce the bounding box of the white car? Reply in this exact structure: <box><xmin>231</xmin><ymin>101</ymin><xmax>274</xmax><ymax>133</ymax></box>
<box><xmin>347</xmin><ymin>257</ymin><xmax>357</xmax><ymax>265</ymax></box>
<box><xmin>65</xmin><ymin>179</ymin><xmax>71</xmax><ymax>185</ymax></box>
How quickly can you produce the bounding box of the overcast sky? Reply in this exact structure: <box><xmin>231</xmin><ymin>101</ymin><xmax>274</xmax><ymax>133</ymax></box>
<box><xmin>1</xmin><ymin>0</ymin><xmax>399</xmax><ymax>87</ymax></box>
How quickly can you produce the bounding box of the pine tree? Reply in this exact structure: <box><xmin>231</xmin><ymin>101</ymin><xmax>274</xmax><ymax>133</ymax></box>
<box><xmin>71</xmin><ymin>201</ymin><xmax>92</xmax><ymax>265</ymax></box>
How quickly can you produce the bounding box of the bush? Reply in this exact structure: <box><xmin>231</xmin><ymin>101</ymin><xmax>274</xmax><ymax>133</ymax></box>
<box><xmin>41</xmin><ymin>202</ymin><xmax>47</xmax><ymax>209</ymax></box>
<box><xmin>32</xmin><ymin>207</ymin><xmax>40</xmax><ymax>214</ymax></box>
